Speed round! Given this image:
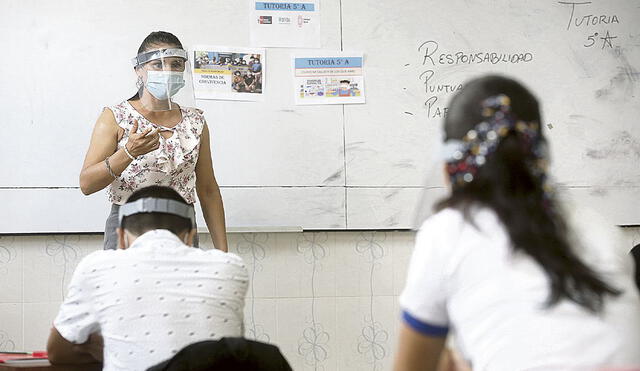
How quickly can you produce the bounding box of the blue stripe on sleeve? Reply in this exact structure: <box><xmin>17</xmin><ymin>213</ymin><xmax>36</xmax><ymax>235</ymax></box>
<box><xmin>402</xmin><ymin>311</ymin><xmax>449</xmax><ymax>337</ymax></box>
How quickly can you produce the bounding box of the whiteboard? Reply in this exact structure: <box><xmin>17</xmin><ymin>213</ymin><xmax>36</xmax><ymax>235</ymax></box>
<box><xmin>341</xmin><ymin>0</ymin><xmax>640</xmax><ymax>226</ymax></box>
<box><xmin>0</xmin><ymin>0</ymin><xmax>638</xmax><ymax>233</ymax></box>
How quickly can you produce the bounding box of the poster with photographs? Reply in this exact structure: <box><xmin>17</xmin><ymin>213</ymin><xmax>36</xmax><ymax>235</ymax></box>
<box><xmin>192</xmin><ymin>46</ymin><xmax>265</xmax><ymax>101</ymax></box>
<box><xmin>293</xmin><ymin>54</ymin><xmax>365</xmax><ymax>105</ymax></box>
<box><xmin>250</xmin><ymin>1</ymin><xmax>321</xmax><ymax>48</ymax></box>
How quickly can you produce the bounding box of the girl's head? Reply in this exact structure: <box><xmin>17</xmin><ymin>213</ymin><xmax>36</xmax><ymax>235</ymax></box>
<box><xmin>444</xmin><ymin>75</ymin><xmax>541</xmax><ymax>142</ymax></box>
<box><xmin>437</xmin><ymin>75</ymin><xmax>619</xmax><ymax>313</ymax></box>
<box><xmin>441</xmin><ymin>75</ymin><xmax>548</xmax><ymax>205</ymax></box>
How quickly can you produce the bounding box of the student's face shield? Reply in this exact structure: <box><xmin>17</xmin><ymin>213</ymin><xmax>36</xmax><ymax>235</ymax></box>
<box><xmin>413</xmin><ymin>127</ymin><xmax>450</xmax><ymax>229</ymax></box>
<box><xmin>132</xmin><ymin>48</ymin><xmax>195</xmax><ymax>111</ymax></box>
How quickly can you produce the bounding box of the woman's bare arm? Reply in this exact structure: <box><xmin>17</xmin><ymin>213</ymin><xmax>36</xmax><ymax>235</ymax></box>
<box><xmin>195</xmin><ymin>123</ymin><xmax>228</xmax><ymax>252</ymax></box>
<box><xmin>79</xmin><ymin>110</ymin><xmax>158</xmax><ymax>195</ymax></box>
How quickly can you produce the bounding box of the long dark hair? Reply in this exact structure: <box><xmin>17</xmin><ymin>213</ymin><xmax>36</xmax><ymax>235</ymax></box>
<box><xmin>436</xmin><ymin>75</ymin><xmax>620</xmax><ymax>312</ymax></box>
<box><xmin>130</xmin><ymin>31</ymin><xmax>184</xmax><ymax>100</ymax></box>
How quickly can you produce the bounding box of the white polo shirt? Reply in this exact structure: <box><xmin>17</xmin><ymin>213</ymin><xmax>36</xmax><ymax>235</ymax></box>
<box><xmin>400</xmin><ymin>206</ymin><xmax>640</xmax><ymax>370</ymax></box>
<box><xmin>54</xmin><ymin>229</ymin><xmax>249</xmax><ymax>371</ymax></box>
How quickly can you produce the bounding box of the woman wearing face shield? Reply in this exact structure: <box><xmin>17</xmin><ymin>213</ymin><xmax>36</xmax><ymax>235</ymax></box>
<box><xmin>79</xmin><ymin>31</ymin><xmax>228</xmax><ymax>252</ymax></box>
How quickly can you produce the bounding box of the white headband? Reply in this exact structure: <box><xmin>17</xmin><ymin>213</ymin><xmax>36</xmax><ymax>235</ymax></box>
<box><xmin>131</xmin><ymin>48</ymin><xmax>188</xmax><ymax>67</ymax></box>
<box><xmin>118</xmin><ymin>197</ymin><xmax>195</xmax><ymax>227</ymax></box>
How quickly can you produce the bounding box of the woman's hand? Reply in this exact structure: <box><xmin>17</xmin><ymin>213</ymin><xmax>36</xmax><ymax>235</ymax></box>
<box><xmin>79</xmin><ymin>111</ymin><xmax>158</xmax><ymax>195</ymax></box>
<box><xmin>125</xmin><ymin>120</ymin><xmax>160</xmax><ymax>157</ymax></box>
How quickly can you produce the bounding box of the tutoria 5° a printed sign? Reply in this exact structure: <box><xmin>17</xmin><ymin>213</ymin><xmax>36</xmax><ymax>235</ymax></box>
<box><xmin>293</xmin><ymin>55</ymin><xmax>365</xmax><ymax>105</ymax></box>
<box><xmin>251</xmin><ymin>1</ymin><xmax>320</xmax><ymax>48</ymax></box>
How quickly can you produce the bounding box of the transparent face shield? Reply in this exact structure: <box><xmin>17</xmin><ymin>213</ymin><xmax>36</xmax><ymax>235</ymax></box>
<box><xmin>413</xmin><ymin>126</ymin><xmax>451</xmax><ymax>229</ymax></box>
<box><xmin>132</xmin><ymin>48</ymin><xmax>196</xmax><ymax>112</ymax></box>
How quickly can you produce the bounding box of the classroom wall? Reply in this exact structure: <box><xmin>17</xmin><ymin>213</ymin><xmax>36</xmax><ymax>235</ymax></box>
<box><xmin>1</xmin><ymin>228</ymin><xmax>639</xmax><ymax>370</ymax></box>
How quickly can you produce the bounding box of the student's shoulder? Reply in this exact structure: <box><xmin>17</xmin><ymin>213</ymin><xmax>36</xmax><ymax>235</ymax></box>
<box><xmin>197</xmin><ymin>249</ymin><xmax>248</xmax><ymax>271</ymax></box>
<box><xmin>418</xmin><ymin>207</ymin><xmax>466</xmax><ymax>233</ymax></box>
<box><xmin>424</xmin><ymin>205</ymin><xmax>502</xmax><ymax>234</ymax></box>
<box><xmin>415</xmin><ymin>207</ymin><xmax>492</xmax><ymax>255</ymax></box>
<box><xmin>414</xmin><ymin>208</ymin><xmax>466</xmax><ymax>253</ymax></box>
<box><xmin>71</xmin><ymin>249</ymin><xmax>123</xmax><ymax>275</ymax></box>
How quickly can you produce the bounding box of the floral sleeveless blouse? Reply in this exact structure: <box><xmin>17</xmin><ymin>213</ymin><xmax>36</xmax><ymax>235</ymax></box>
<box><xmin>106</xmin><ymin>101</ymin><xmax>205</xmax><ymax>205</ymax></box>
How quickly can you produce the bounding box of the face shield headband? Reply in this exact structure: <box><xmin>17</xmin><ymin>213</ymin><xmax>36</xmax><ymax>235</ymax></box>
<box><xmin>131</xmin><ymin>48</ymin><xmax>189</xmax><ymax>68</ymax></box>
<box><xmin>118</xmin><ymin>197</ymin><xmax>196</xmax><ymax>228</ymax></box>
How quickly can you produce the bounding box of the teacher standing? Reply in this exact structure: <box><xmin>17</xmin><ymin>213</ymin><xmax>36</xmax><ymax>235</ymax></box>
<box><xmin>79</xmin><ymin>31</ymin><xmax>228</xmax><ymax>252</ymax></box>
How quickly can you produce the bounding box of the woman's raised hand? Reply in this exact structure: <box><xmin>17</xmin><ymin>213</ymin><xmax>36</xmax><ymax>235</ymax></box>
<box><xmin>125</xmin><ymin>120</ymin><xmax>160</xmax><ymax>158</ymax></box>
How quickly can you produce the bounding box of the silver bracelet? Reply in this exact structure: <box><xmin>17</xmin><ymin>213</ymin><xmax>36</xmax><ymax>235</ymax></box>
<box><xmin>123</xmin><ymin>144</ymin><xmax>136</xmax><ymax>161</ymax></box>
<box><xmin>104</xmin><ymin>157</ymin><xmax>117</xmax><ymax>179</ymax></box>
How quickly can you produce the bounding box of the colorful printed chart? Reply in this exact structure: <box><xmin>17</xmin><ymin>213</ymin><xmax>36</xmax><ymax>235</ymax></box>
<box><xmin>293</xmin><ymin>55</ymin><xmax>365</xmax><ymax>105</ymax></box>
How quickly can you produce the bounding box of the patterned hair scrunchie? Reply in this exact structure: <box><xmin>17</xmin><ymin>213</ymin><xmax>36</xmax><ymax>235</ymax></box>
<box><xmin>441</xmin><ymin>94</ymin><xmax>551</xmax><ymax>197</ymax></box>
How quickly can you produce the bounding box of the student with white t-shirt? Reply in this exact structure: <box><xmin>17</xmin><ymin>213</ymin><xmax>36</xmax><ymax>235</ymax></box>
<box><xmin>46</xmin><ymin>186</ymin><xmax>249</xmax><ymax>371</ymax></box>
<box><xmin>393</xmin><ymin>76</ymin><xmax>640</xmax><ymax>371</ymax></box>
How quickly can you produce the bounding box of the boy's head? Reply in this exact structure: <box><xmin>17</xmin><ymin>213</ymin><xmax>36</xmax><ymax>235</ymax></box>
<box><xmin>117</xmin><ymin>186</ymin><xmax>196</xmax><ymax>249</ymax></box>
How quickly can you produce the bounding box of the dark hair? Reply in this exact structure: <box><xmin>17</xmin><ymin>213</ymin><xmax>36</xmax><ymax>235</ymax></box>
<box><xmin>121</xmin><ymin>186</ymin><xmax>192</xmax><ymax>237</ymax></box>
<box><xmin>130</xmin><ymin>31</ymin><xmax>184</xmax><ymax>100</ymax></box>
<box><xmin>436</xmin><ymin>75</ymin><xmax>620</xmax><ymax>312</ymax></box>
<box><xmin>137</xmin><ymin>31</ymin><xmax>183</xmax><ymax>55</ymax></box>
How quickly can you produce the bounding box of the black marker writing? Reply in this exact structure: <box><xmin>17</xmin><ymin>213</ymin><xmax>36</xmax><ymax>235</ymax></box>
<box><xmin>600</xmin><ymin>30</ymin><xmax>617</xmax><ymax>49</ymax></box>
<box><xmin>584</xmin><ymin>32</ymin><xmax>599</xmax><ymax>47</ymax></box>
<box><xmin>584</xmin><ymin>30</ymin><xmax>618</xmax><ymax>49</ymax></box>
<box><xmin>559</xmin><ymin>1</ymin><xmax>620</xmax><ymax>30</ymax></box>
<box><xmin>437</xmin><ymin>51</ymin><xmax>533</xmax><ymax>65</ymax></box>
<box><xmin>419</xmin><ymin>70</ymin><xmax>435</xmax><ymax>93</ymax></box>
<box><xmin>425</xmin><ymin>96</ymin><xmax>438</xmax><ymax>117</ymax></box>
<box><xmin>558</xmin><ymin>1</ymin><xmax>592</xmax><ymax>30</ymax></box>
<box><xmin>418</xmin><ymin>41</ymin><xmax>439</xmax><ymax>66</ymax></box>
<box><xmin>424</xmin><ymin>97</ymin><xmax>449</xmax><ymax>118</ymax></box>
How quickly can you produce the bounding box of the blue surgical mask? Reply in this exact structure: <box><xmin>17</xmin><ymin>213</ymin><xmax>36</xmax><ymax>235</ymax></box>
<box><xmin>145</xmin><ymin>71</ymin><xmax>185</xmax><ymax>100</ymax></box>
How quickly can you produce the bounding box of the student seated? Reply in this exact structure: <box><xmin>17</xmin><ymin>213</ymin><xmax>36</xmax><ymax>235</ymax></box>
<box><xmin>47</xmin><ymin>186</ymin><xmax>249</xmax><ymax>371</ymax></box>
<box><xmin>393</xmin><ymin>75</ymin><xmax>640</xmax><ymax>371</ymax></box>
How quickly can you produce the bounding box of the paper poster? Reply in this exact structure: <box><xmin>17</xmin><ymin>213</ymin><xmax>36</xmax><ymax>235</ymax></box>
<box><xmin>250</xmin><ymin>1</ymin><xmax>321</xmax><ymax>48</ymax></box>
<box><xmin>192</xmin><ymin>46</ymin><xmax>265</xmax><ymax>101</ymax></box>
<box><xmin>293</xmin><ymin>55</ymin><xmax>365</xmax><ymax>105</ymax></box>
